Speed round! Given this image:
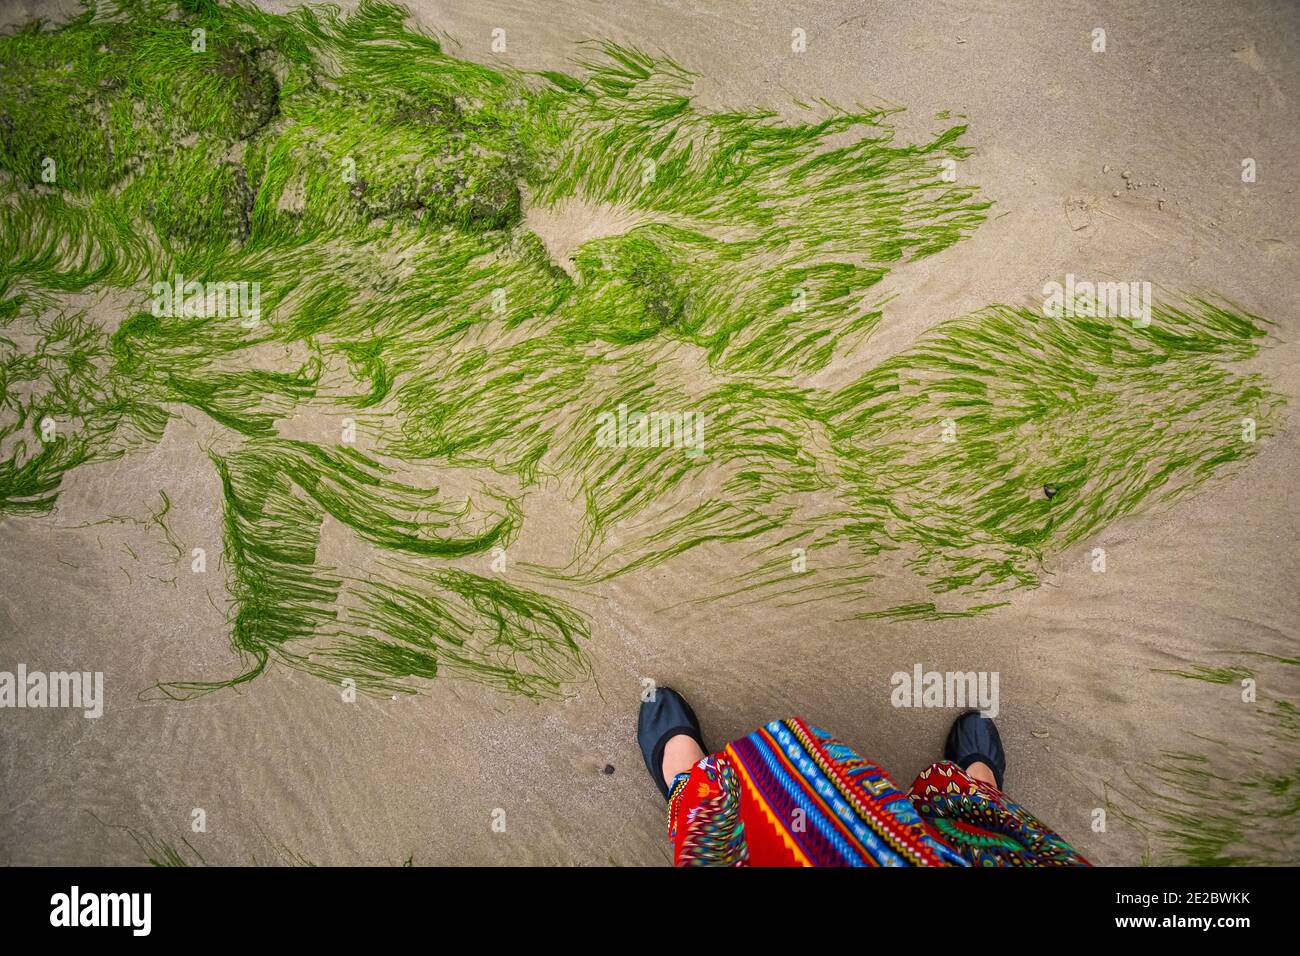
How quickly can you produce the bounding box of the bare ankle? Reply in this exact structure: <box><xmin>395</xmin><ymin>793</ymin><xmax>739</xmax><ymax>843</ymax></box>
<box><xmin>662</xmin><ymin>733</ymin><xmax>705</xmax><ymax>787</ymax></box>
<box><xmin>966</xmin><ymin>760</ymin><xmax>997</xmax><ymax>788</ymax></box>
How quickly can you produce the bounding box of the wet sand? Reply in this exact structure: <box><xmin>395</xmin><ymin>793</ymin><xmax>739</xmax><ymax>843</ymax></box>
<box><xmin>1</xmin><ymin>0</ymin><xmax>1297</xmax><ymax>865</ymax></box>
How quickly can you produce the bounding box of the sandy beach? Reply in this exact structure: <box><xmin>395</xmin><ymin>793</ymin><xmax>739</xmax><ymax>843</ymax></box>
<box><xmin>1</xmin><ymin>0</ymin><xmax>1297</xmax><ymax>866</ymax></box>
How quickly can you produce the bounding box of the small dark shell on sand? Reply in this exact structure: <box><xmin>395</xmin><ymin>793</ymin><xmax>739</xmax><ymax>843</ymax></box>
<box><xmin>1043</xmin><ymin>484</ymin><xmax>1058</xmax><ymax>499</ymax></box>
<box><xmin>602</xmin><ymin>764</ymin><xmax>615</xmax><ymax>775</ymax></box>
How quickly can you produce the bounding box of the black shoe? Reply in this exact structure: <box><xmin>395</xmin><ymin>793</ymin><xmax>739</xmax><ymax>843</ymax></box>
<box><xmin>944</xmin><ymin>711</ymin><xmax>1006</xmax><ymax>790</ymax></box>
<box><xmin>637</xmin><ymin>687</ymin><xmax>707</xmax><ymax>800</ymax></box>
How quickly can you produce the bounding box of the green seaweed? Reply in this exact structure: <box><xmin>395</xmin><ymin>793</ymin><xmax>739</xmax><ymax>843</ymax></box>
<box><xmin>0</xmin><ymin>0</ymin><xmax>1284</xmax><ymax>707</ymax></box>
<box><xmin>1106</xmin><ymin>655</ymin><xmax>1299</xmax><ymax>865</ymax></box>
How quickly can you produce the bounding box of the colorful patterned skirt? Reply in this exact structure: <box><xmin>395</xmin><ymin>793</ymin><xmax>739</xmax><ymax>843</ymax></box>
<box><xmin>667</xmin><ymin>717</ymin><xmax>1090</xmax><ymax>866</ymax></box>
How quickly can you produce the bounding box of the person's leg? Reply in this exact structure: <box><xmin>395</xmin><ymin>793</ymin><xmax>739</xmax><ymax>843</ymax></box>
<box><xmin>660</xmin><ymin>733</ymin><xmax>704</xmax><ymax>788</ymax></box>
<box><xmin>641</xmin><ymin>691</ymin><xmax>965</xmax><ymax>866</ymax></box>
<box><xmin>944</xmin><ymin>710</ymin><xmax>1007</xmax><ymax>789</ymax></box>
<box><xmin>909</xmin><ymin>712</ymin><xmax>1091</xmax><ymax>866</ymax></box>
<box><xmin>638</xmin><ymin>687</ymin><xmax>751</xmax><ymax>865</ymax></box>
<box><xmin>636</xmin><ymin>686</ymin><xmax>708</xmax><ymax>799</ymax></box>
